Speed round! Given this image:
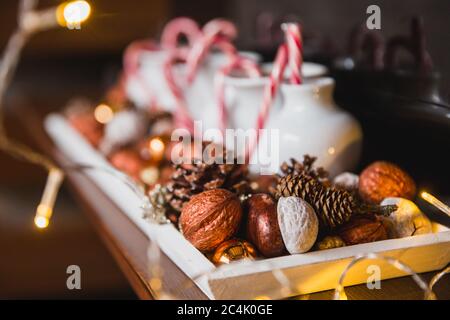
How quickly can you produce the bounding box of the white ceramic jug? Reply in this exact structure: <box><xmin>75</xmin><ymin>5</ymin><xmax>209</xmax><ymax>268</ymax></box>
<box><xmin>251</xmin><ymin>77</ymin><xmax>363</xmax><ymax>177</ymax></box>
<box><xmin>126</xmin><ymin>49</ymin><xmax>261</xmax><ymax>122</ymax></box>
<box><xmin>221</xmin><ymin>62</ymin><xmax>329</xmax><ymax>133</ymax></box>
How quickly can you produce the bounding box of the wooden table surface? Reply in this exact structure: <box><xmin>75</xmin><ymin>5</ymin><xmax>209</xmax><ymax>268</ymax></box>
<box><xmin>23</xmin><ymin>109</ymin><xmax>450</xmax><ymax>301</ymax></box>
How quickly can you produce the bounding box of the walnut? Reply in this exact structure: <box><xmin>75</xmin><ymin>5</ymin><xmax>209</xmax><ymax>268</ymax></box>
<box><xmin>277</xmin><ymin>196</ymin><xmax>318</xmax><ymax>254</ymax></box>
<box><xmin>359</xmin><ymin>161</ymin><xmax>416</xmax><ymax>204</ymax></box>
<box><xmin>338</xmin><ymin>216</ymin><xmax>388</xmax><ymax>245</ymax></box>
<box><xmin>179</xmin><ymin>189</ymin><xmax>242</xmax><ymax>252</ymax></box>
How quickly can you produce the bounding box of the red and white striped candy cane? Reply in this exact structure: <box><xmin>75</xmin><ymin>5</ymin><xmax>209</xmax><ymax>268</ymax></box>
<box><xmin>215</xmin><ymin>57</ymin><xmax>262</xmax><ymax>133</ymax></box>
<box><xmin>163</xmin><ymin>49</ymin><xmax>195</xmax><ymax>133</ymax></box>
<box><xmin>121</xmin><ymin>39</ymin><xmax>159</xmax><ymax>110</ymax></box>
<box><xmin>160</xmin><ymin>17</ymin><xmax>202</xmax><ymax>50</ymax></box>
<box><xmin>282</xmin><ymin>23</ymin><xmax>303</xmax><ymax>84</ymax></box>
<box><xmin>186</xmin><ymin>19</ymin><xmax>238</xmax><ymax>83</ymax></box>
<box><xmin>247</xmin><ymin>44</ymin><xmax>288</xmax><ymax>162</ymax></box>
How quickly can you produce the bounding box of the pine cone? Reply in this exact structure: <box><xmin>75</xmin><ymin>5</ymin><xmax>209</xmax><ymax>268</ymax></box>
<box><xmin>275</xmin><ymin>173</ymin><xmax>397</xmax><ymax>229</ymax></box>
<box><xmin>165</xmin><ymin>150</ymin><xmax>250</xmax><ymax>213</ymax></box>
<box><xmin>279</xmin><ymin>155</ymin><xmax>330</xmax><ymax>186</ymax></box>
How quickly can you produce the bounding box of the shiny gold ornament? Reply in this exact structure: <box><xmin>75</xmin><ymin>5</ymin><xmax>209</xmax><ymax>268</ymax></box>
<box><xmin>211</xmin><ymin>239</ymin><xmax>258</xmax><ymax>265</ymax></box>
<box><xmin>316</xmin><ymin>235</ymin><xmax>346</xmax><ymax>250</ymax></box>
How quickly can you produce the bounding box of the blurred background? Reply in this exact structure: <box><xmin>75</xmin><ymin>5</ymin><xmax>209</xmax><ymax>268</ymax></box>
<box><xmin>0</xmin><ymin>0</ymin><xmax>449</xmax><ymax>299</ymax></box>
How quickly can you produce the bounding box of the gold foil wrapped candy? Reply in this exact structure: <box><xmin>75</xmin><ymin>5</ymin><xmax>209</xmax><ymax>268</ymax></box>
<box><xmin>211</xmin><ymin>239</ymin><xmax>258</xmax><ymax>265</ymax></box>
<box><xmin>316</xmin><ymin>236</ymin><xmax>346</xmax><ymax>250</ymax></box>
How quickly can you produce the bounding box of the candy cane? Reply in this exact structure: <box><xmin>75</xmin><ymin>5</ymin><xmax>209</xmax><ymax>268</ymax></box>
<box><xmin>121</xmin><ymin>40</ymin><xmax>160</xmax><ymax>109</ymax></box>
<box><xmin>211</xmin><ymin>35</ymin><xmax>239</xmax><ymax>63</ymax></box>
<box><xmin>247</xmin><ymin>44</ymin><xmax>288</xmax><ymax>162</ymax></box>
<box><xmin>215</xmin><ymin>57</ymin><xmax>262</xmax><ymax>133</ymax></box>
<box><xmin>282</xmin><ymin>23</ymin><xmax>303</xmax><ymax>84</ymax></box>
<box><xmin>186</xmin><ymin>19</ymin><xmax>238</xmax><ymax>83</ymax></box>
<box><xmin>163</xmin><ymin>49</ymin><xmax>195</xmax><ymax>133</ymax></box>
<box><xmin>160</xmin><ymin>17</ymin><xmax>202</xmax><ymax>50</ymax></box>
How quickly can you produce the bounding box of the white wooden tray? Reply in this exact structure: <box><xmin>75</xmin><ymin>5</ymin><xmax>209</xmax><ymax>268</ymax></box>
<box><xmin>45</xmin><ymin>114</ymin><xmax>450</xmax><ymax>299</ymax></box>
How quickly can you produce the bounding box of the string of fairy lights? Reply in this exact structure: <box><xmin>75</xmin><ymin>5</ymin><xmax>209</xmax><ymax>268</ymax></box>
<box><xmin>0</xmin><ymin>0</ymin><xmax>91</xmax><ymax>229</ymax></box>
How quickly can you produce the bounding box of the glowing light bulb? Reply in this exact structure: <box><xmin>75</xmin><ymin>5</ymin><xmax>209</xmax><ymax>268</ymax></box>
<box><xmin>34</xmin><ymin>169</ymin><xmax>64</xmax><ymax>230</ymax></box>
<box><xmin>149</xmin><ymin>137</ymin><xmax>165</xmax><ymax>163</ymax></box>
<box><xmin>328</xmin><ymin>147</ymin><xmax>336</xmax><ymax>155</ymax></box>
<box><xmin>34</xmin><ymin>215</ymin><xmax>50</xmax><ymax>229</ymax></box>
<box><xmin>150</xmin><ymin>137</ymin><xmax>165</xmax><ymax>153</ymax></box>
<box><xmin>57</xmin><ymin>1</ymin><xmax>91</xmax><ymax>28</ymax></box>
<box><xmin>94</xmin><ymin>104</ymin><xmax>114</xmax><ymax>124</ymax></box>
<box><xmin>421</xmin><ymin>191</ymin><xmax>450</xmax><ymax>216</ymax></box>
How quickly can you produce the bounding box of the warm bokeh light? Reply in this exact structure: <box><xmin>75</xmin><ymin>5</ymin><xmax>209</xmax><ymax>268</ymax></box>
<box><xmin>149</xmin><ymin>278</ymin><xmax>162</xmax><ymax>291</ymax></box>
<box><xmin>149</xmin><ymin>137</ymin><xmax>165</xmax><ymax>154</ymax></box>
<box><xmin>94</xmin><ymin>104</ymin><xmax>114</xmax><ymax>124</ymax></box>
<box><xmin>140</xmin><ymin>166</ymin><xmax>160</xmax><ymax>185</ymax></box>
<box><xmin>33</xmin><ymin>169</ymin><xmax>64</xmax><ymax>230</ymax></box>
<box><xmin>34</xmin><ymin>204</ymin><xmax>52</xmax><ymax>229</ymax></box>
<box><xmin>421</xmin><ymin>191</ymin><xmax>450</xmax><ymax>216</ymax></box>
<box><xmin>421</xmin><ymin>191</ymin><xmax>432</xmax><ymax>201</ymax></box>
<box><xmin>57</xmin><ymin>1</ymin><xmax>91</xmax><ymax>27</ymax></box>
<box><xmin>34</xmin><ymin>216</ymin><xmax>50</xmax><ymax>229</ymax></box>
<box><xmin>148</xmin><ymin>137</ymin><xmax>165</xmax><ymax>163</ymax></box>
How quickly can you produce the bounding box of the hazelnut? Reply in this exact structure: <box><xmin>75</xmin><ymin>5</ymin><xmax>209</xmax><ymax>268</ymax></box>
<box><xmin>180</xmin><ymin>189</ymin><xmax>242</xmax><ymax>252</ymax></box>
<box><xmin>246</xmin><ymin>194</ymin><xmax>286</xmax><ymax>258</ymax></box>
<box><xmin>359</xmin><ymin>161</ymin><xmax>416</xmax><ymax>204</ymax></box>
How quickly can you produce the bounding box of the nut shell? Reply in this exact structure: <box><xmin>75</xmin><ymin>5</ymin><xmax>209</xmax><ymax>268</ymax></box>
<box><xmin>109</xmin><ymin>149</ymin><xmax>146</xmax><ymax>181</ymax></box>
<box><xmin>180</xmin><ymin>189</ymin><xmax>242</xmax><ymax>252</ymax></box>
<box><xmin>359</xmin><ymin>161</ymin><xmax>416</xmax><ymax>204</ymax></box>
<box><xmin>246</xmin><ymin>194</ymin><xmax>286</xmax><ymax>258</ymax></box>
<box><xmin>381</xmin><ymin>197</ymin><xmax>432</xmax><ymax>238</ymax></box>
<box><xmin>338</xmin><ymin>216</ymin><xmax>388</xmax><ymax>245</ymax></box>
<box><xmin>277</xmin><ymin>196</ymin><xmax>318</xmax><ymax>254</ymax></box>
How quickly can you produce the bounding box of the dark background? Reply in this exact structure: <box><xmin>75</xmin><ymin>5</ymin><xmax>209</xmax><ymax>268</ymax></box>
<box><xmin>0</xmin><ymin>0</ymin><xmax>448</xmax><ymax>299</ymax></box>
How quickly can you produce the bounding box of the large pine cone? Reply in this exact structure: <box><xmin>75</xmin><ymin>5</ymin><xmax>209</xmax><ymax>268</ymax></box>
<box><xmin>165</xmin><ymin>146</ymin><xmax>250</xmax><ymax>212</ymax></box>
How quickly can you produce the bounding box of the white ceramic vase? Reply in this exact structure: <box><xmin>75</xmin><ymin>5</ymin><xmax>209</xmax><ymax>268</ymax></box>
<box><xmin>126</xmin><ymin>50</ymin><xmax>261</xmax><ymax>122</ymax></box>
<box><xmin>251</xmin><ymin>77</ymin><xmax>363</xmax><ymax>177</ymax></box>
